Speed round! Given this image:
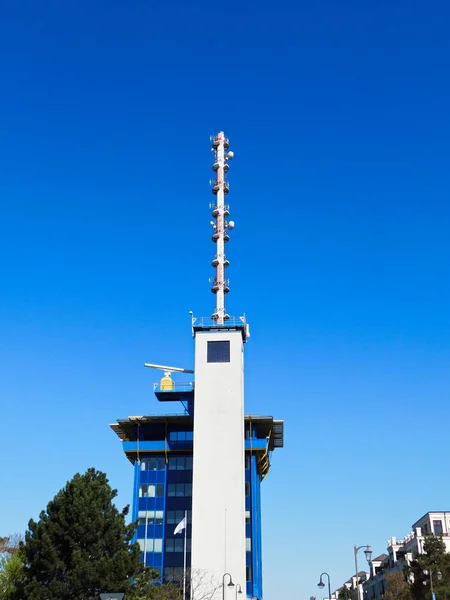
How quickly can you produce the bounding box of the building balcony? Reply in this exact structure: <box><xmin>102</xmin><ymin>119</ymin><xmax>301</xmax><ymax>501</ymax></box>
<box><xmin>153</xmin><ymin>382</ymin><xmax>194</xmax><ymax>402</ymax></box>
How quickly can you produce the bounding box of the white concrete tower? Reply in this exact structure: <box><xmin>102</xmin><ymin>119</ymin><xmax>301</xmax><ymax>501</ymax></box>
<box><xmin>190</xmin><ymin>132</ymin><xmax>247</xmax><ymax>599</ymax></box>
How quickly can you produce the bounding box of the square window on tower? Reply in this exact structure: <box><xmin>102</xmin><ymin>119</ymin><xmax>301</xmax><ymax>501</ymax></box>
<box><xmin>207</xmin><ymin>340</ymin><xmax>230</xmax><ymax>363</ymax></box>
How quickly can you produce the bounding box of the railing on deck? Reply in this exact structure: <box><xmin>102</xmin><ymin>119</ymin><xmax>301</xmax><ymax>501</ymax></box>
<box><xmin>153</xmin><ymin>382</ymin><xmax>195</xmax><ymax>393</ymax></box>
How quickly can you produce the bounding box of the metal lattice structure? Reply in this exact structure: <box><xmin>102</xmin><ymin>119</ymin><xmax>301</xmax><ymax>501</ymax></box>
<box><xmin>210</xmin><ymin>131</ymin><xmax>234</xmax><ymax>324</ymax></box>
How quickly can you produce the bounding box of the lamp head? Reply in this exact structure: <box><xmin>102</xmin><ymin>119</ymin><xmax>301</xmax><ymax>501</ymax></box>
<box><xmin>364</xmin><ymin>546</ymin><xmax>373</xmax><ymax>563</ymax></box>
<box><xmin>437</xmin><ymin>571</ymin><xmax>443</xmax><ymax>581</ymax></box>
<box><xmin>318</xmin><ymin>579</ymin><xmax>325</xmax><ymax>589</ymax></box>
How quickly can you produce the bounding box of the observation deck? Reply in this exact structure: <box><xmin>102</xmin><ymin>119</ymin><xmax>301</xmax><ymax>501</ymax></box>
<box><xmin>191</xmin><ymin>315</ymin><xmax>250</xmax><ymax>342</ymax></box>
<box><xmin>153</xmin><ymin>381</ymin><xmax>194</xmax><ymax>402</ymax></box>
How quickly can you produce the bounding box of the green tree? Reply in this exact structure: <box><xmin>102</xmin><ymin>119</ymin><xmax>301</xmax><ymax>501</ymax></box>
<box><xmin>14</xmin><ymin>468</ymin><xmax>141</xmax><ymax>600</ymax></box>
<box><xmin>384</xmin><ymin>571</ymin><xmax>412</xmax><ymax>600</ymax></box>
<box><xmin>337</xmin><ymin>586</ymin><xmax>353</xmax><ymax>600</ymax></box>
<box><xmin>0</xmin><ymin>548</ymin><xmax>24</xmax><ymax>600</ymax></box>
<box><xmin>127</xmin><ymin>566</ymin><xmax>181</xmax><ymax>600</ymax></box>
<box><xmin>408</xmin><ymin>536</ymin><xmax>450</xmax><ymax>600</ymax></box>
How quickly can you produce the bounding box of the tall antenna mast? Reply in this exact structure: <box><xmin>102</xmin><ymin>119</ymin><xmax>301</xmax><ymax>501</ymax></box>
<box><xmin>210</xmin><ymin>131</ymin><xmax>234</xmax><ymax>324</ymax></box>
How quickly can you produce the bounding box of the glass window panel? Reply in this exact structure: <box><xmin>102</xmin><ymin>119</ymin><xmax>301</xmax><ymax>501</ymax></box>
<box><xmin>176</xmin><ymin>483</ymin><xmax>184</xmax><ymax>497</ymax></box>
<box><xmin>139</xmin><ymin>484</ymin><xmax>148</xmax><ymax>498</ymax></box>
<box><xmin>157</xmin><ymin>457</ymin><xmax>165</xmax><ymax>470</ymax></box>
<box><xmin>156</xmin><ymin>484</ymin><xmax>164</xmax><ymax>497</ymax></box>
<box><xmin>154</xmin><ymin>539</ymin><xmax>162</xmax><ymax>553</ymax></box>
<box><xmin>174</xmin><ymin>538</ymin><xmax>183</xmax><ymax>552</ymax></box>
<box><xmin>138</xmin><ymin>538</ymin><xmax>154</xmax><ymax>552</ymax></box>
<box><xmin>186</xmin><ymin>431</ymin><xmax>193</xmax><ymax>441</ymax></box>
<box><xmin>434</xmin><ymin>520</ymin><xmax>443</xmax><ymax>535</ymax></box>
<box><xmin>246</xmin><ymin>566</ymin><xmax>252</xmax><ymax>582</ymax></box>
<box><xmin>140</xmin><ymin>459</ymin><xmax>146</xmax><ymax>471</ymax></box>
<box><xmin>148</xmin><ymin>484</ymin><xmax>156</xmax><ymax>497</ymax></box>
<box><xmin>155</xmin><ymin>510</ymin><xmax>163</xmax><ymax>525</ymax></box>
<box><xmin>246</xmin><ymin>538</ymin><xmax>251</xmax><ymax>552</ymax></box>
<box><xmin>149</xmin><ymin>457</ymin><xmax>157</xmax><ymax>470</ymax></box>
<box><xmin>245</xmin><ymin>510</ymin><xmax>251</xmax><ymax>524</ymax></box>
<box><xmin>207</xmin><ymin>340</ymin><xmax>230</xmax><ymax>363</ymax></box>
<box><xmin>245</xmin><ymin>482</ymin><xmax>250</xmax><ymax>496</ymax></box>
<box><xmin>168</xmin><ymin>484</ymin><xmax>176</xmax><ymax>497</ymax></box>
<box><xmin>166</xmin><ymin>539</ymin><xmax>174</xmax><ymax>552</ymax></box>
<box><xmin>185</xmin><ymin>456</ymin><xmax>193</xmax><ymax>470</ymax></box>
<box><xmin>168</xmin><ymin>457</ymin><xmax>177</xmax><ymax>470</ymax></box>
<box><xmin>177</xmin><ymin>457</ymin><xmax>184</xmax><ymax>470</ymax></box>
<box><xmin>185</xmin><ymin>484</ymin><xmax>192</xmax><ymax>497</ymax></box>
<box><xmin>138</xmin><ymin>510</ymin><xmax>155</xmax><ymax>525</ymax></box>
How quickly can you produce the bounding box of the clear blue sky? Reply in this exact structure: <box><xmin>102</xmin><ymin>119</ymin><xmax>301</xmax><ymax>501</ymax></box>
<box><xmin>1</xmin><ymin>0</ymin><xmax>450</xmax><ymax>597</ymax></box>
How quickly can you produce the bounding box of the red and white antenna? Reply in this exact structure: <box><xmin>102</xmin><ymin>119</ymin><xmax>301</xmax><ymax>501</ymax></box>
<box><xmin>210</xmin><ymin>132</ymin><xmax>235</xmax><ymax>324</ymax></box>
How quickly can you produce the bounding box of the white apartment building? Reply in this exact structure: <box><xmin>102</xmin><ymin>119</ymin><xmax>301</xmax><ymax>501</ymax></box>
<box><xmin>333</xmin><ymin>512</ymin><xmax>450</xmax><ymax>600</ymax></box>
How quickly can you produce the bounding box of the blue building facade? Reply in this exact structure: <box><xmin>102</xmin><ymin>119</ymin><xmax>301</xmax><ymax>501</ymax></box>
<box><xmin>111</xmin><ymin>412</ymin><xmax>283</xmax><ymax>599</ymax></box>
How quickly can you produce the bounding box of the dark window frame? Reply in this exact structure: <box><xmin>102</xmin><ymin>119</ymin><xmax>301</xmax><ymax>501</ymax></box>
<box><xmin>207</xmin><ymin>340</ymin><xmax>230</xmax><ymax>363</ymax></box>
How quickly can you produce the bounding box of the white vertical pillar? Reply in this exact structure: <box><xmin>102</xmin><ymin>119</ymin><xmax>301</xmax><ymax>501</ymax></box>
<box><xmin>191</xmin><ymin>330</ymin><xmax>246</xmax><ymax>599</ymax></box>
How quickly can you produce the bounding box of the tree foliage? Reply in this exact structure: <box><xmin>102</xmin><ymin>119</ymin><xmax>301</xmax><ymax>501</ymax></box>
<box><xmin>384</xmin><ymin>571</ymin><xmax>412</xmax><ymax>600</ymax></box>
<box><xmin>127</xmin><ymin>566</ymin><xmax>182</xmax><ymax>600</ymax></box>
<box><xmin>0</xmin><ymin>549</ymin><xmax>25</xmax><ymax>600</ymax></box>
<box><xmin>337</xmin><ymin>585</ymin><xmax>353</xmax><ymax>600</ymax></box>
<box><xmin>408</xmin><ymin>536</ymin><xmax>450</xmax><ymax>600</ymax></box>
<box><xmin>13</xmin><ymin>468</ymin><xmax>141</xmax><ymax>600</ymax></box>
<box><xmin>0</xmin><ymin>535</ymin><xmax>22</xmax><ymax>556</ymax></box>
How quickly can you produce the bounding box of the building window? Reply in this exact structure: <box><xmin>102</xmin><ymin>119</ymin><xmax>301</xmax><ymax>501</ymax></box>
<box><xmin>246</xmin><ymin>566</ymin><xmax>252</xmax><ymax>582</ymax></box>
<box><xmin>140</xmin><ymin>456</ymin><xmax>165</xmax><ymax>471</ymax></box>
<box><xmin>138</xmin><ymin>510</ymin><xmax>163</xmax><ymax>525</ymax></box>
<box><xmin>246</xmin><ymin>538</ymin><xmax>252</xmax><ymax>552</ymax></box>
<box><xmin>169</xmin><ymin>431</ymin><xmax>194</xmax><ymax>442</ymax></box>
<box><xmin>138</xmin><ymin>538</ymin><xmax>154</xmax><ymax>552</ymax></box>
<box><xmin>137</xmin><ymin>539</ymin><xmax>162</xmax><ymax>553</ymax></box>
<box><xmin>168</xmin><ymin>456</ymin><xmax>193</xmax><ymax>470</ymax></box>
<box><xmin>207</xmin><ymin>340</ymin><xmax>230</xmax><ymax>363</ymax></box>
<box><xmin>245</xmin><ymin>482</ymin><xmax>251</xmax><ymax>497</ymax></box>
<box><xmin>168</xmin><ymin>483</ymin><xmax>192</xmax><ymax>497</ymax></box>
<box><xmin>164</xmin><ymin>567</ymin><xmax>186</xmax><ymax>583</ymax></box>
<box><xmin>167</xmin><ymin>510</ymin><xmax>192</xmax><ymax>525</ymax></box>
<box><xmin>139</xmin><ymin>484</ymin><xmax>164</xmax><ymax>498</ymax></box>
<box><xmin>245</xmin><ymin>455</ymin><xmax>251</xmax><ymax>469</ymax></box>
<box><xmin>245</xmin><ymin>510</ymin><xmax>251</xmax><ymax>524</ymax></box>
<box><xmin>434</xmin><ymin>520</ymin><xmax>444</xmax><ymax>535</ymax></box>
<box><xmin>166</xmin><ymin>538</ymin><xmax>191</xmax><ymax>553</ymax></box>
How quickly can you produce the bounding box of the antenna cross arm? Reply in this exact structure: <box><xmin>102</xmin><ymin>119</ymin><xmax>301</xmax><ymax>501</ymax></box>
<box><xmin>144</xmin><ymin>363</ymin><xmax>194</xmax><ymax>374</ymax></box>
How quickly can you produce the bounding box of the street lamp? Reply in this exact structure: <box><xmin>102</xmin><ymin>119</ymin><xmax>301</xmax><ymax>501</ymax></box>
<box><xmin>424</xmin><ymin>569</ymin><xmax>442</xmax><ymax>600</ymax></box>
<box><xmin>222</xmin><ymin>573</ymin><xmax>235</xmax><ymax>600</ymax></box>
<box><xmin>318</xmin><ymin>572</ymin><xmax>332</xmax><ymax>600</ymax></box>
<box><xmin>235</xmin><ymin>583</ymin><xmax>243</xmax><ymax>600</ymax></box>
<box><xmin>354</xmin><ymin>545</ymin><xmax>372</xmax><ymax>600</ymax></box>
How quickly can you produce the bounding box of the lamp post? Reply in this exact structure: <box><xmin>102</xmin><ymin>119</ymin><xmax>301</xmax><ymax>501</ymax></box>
<box><xmin>318</xmin><ymin>572</ymin><xmax>332</xmax><ymax>600</ymax></box>
<box><xmin>354</xmin><ymin>545</ymin><xmax>372</xmax><ymax>600</ymax></box>
<box><xmin>235</xmin><ymin>583</ymin><xmax>243</xmax><ymax>600</ymax></box>
<box><xmin>425</xmin><ymin>569</ymin><xmax>442</xmax><ymax>600</ymax></box>
<box><xmin>222</xmin><ymin>573</ymin><xmax>235</xmax><ymax>600</ymax></box>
